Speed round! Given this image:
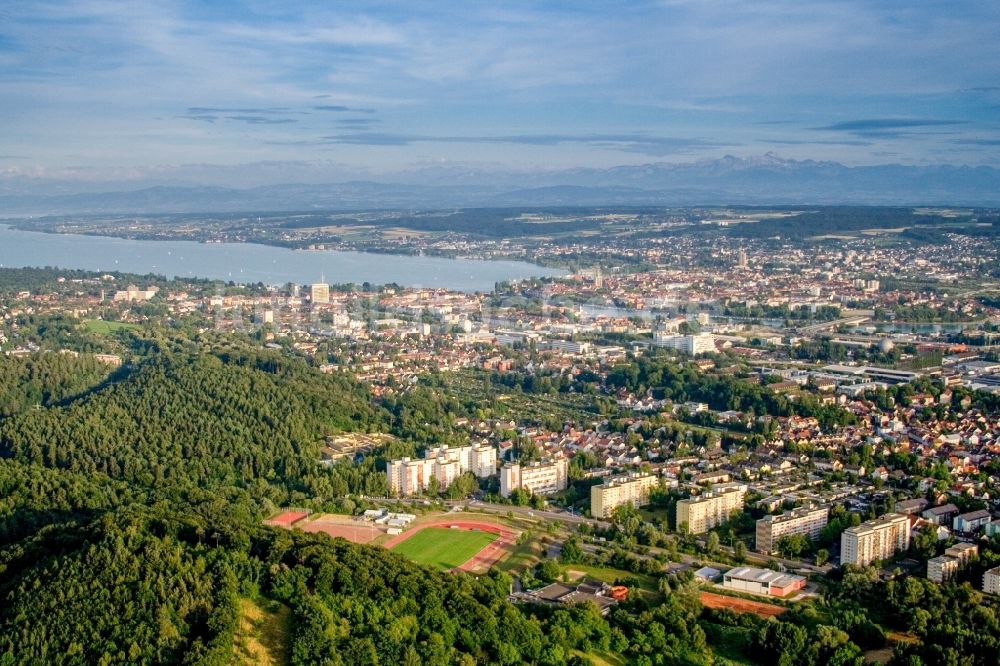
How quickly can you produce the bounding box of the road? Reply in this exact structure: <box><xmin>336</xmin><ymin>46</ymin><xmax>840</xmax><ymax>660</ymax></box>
<box><xmin>369</xmin><ymin>497</ymin><xmax>829</xmax><ymax>575</ymax></box>
<box><xmin>461</xmin><ymin>499</ymin><xmax>611</xmax><ymax>530</ymax></box>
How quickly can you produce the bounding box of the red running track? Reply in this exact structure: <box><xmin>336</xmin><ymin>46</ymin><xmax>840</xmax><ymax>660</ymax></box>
<box><xmin>264</xmin><ymin>510</ymin><xmax>309</xmax><ymax>528</ymax></box>
<box><xmin>383</xmin><ymin>518</ymin><xmax>518</xmax><ymax>572</ymax></box>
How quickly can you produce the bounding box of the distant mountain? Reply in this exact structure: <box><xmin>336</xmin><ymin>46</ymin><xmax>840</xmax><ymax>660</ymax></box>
<box><xmin>2</xmin><ymin>155</ymin><xmax>999</xmax><ymax>215</ymax></box>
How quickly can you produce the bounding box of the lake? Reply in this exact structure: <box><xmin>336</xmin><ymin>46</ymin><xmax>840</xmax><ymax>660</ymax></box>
<box><xmin>0</xmin><ymin>225</ymin><xmax>564</xmax><ymax>292</ymax></box>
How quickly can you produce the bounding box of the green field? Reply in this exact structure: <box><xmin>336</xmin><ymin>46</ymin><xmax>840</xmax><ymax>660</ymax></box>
<box><xmin>81</xmin><ymin>319</ymin><xmax>140</xmax><ymax>334</ymax></box>
<box><xmin>391</xmin><ymin>528</ymin><xmax>498</xmax><ymax>570</ymax></box>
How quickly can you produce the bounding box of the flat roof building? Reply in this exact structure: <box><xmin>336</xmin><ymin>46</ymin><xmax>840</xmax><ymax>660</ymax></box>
<box><xmin>591</xmin><ymin>473</ymin><xmax>660</xmax><ymax>519</ymax></box>
<box><xmin>927</xmin><ymin>556</ymin><xmax>959</xmax><ymax>584</ymax></box>
<box><xmin>840</xmin><ymin>513</ymin><xmax>911</xmax><ymax>567</ymax></box>
<box><xmin>722</xmin><ymin>567</ymin><xmax>807</xmax><ymax>598</ymax></box>
<box><xmin>676</xmin><ymin>486</ymin><xmax>746</xmax><ymax>535</ymax></box>
<box><xmin>388</xmin><ymin>444</ymin><xmax>500</xmax><ymax>496</ymax></box>
<box><xmin>310</xmin><ymin>282</ymin><xmax>330</xmax><ymax>305</ymax></box>
<box><xmin>756</xmin><ymin>505</ymin><xmax>829</xmax><ymax>555</ymax></box>
<box><xmin>500</xmin><ymin>457</ymin><xmax>569</xmax><ymax>498</ymax></box>
<box><xmin>945</xmin><ymin>542</ymin><xmax>978</xmax><ymax>563</ymax></box>
<box><xmin>984</xmin><ymin>566</ymin><xmax>1000</xmax><ymax>596</ymax></box>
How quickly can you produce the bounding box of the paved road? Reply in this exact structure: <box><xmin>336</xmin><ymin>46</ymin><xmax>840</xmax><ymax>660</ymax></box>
<box><xmin>460</xmin><ymin>500</ymin><xmax>612</xmax><ymax>530</ymax></box>
<box><xmin>368</xmin><ymin>496</ymin><xmax>828</xmax><ymax>575</ymax></box>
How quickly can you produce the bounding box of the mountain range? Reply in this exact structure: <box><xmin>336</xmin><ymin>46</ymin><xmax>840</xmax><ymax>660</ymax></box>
<box><xmin>2</xmin><ymin>154</ymin><xmax>998</xmax><ymax>216</ymax></box>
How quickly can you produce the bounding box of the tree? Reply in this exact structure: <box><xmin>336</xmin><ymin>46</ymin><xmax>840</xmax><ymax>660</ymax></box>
<box><xmin>561</xmin><ymin>537</ymin><xmax>584</xmax><ymax>564</ymax></box>
<box><xmin>734</xmin><ymin>540</ymin><xmax>747</xmax><ymax>563</ymax></box>
<box><xmin>536</xmin><ymin>559</ymin><xmax>563</xmax><ymax>583</ymax></box>
<box><xmin>706</xmin><ymin>531</ymin><xmax>720</xmax><ymax>556</ymax></box>
<box><xmin>776</xmin><ymin>533</ymin><xmax>812</xmax><ymax>559</ymax></box>
<box><xmin>509</xmin><ymin>488</ymin><xmax>530</xmax><ymax>506</ymax></box>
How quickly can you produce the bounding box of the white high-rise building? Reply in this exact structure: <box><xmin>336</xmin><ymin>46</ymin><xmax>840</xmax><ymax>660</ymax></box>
<box><xmin>927</xmin><ymin>556</ymin><xmax>959</xmax><ymax>583</ymax></box>
<box><xmin>386</xmin><ymin>458</ymin><xmax>434</xmax><ymax>496</ymax></box>
<box><xmin>840</xmin><ymin>513</ymin><xmax>911</xmax><ymax>567</ymax></box>
<box><xmin>653</xmin><ymin>333</ymin><xmax>716</xmax><ymax>356</ymax></box>
<box><xmin>676</xmin><ymin>486</ymin><xmax>746</xmax><ymax>534</ymax></box>
<box><xmin>387</xmin><ymin>444</ymin><xmax>498</xmax><ymax>496</ymax></box>
<box><xmin>500</xmin><ymin>458</ymin><xmax>568</xmax><ymax>497</ymax></box>
<box><xmin>591</xmin><ymin>473</ymin><xmax>660</xmax><ymax>519</ymax></box>
<box><xmin>423</xmin><ymin>444</ymin><xmax>497</xmax><ymax>479</ymax></box>
<box><xmin>756</xmin><ymin>506</ymin><xmax>829</xmax><ymax>555</ymax></box>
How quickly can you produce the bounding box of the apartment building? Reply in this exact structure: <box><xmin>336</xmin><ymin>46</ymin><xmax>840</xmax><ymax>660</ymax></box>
<box><xmin>423</xmin><ymin>443</ymin><xmax>497</xmax><ymax>479</ymax></box>
<box><xmin>894</xmin><ymin>498</ymin><xmax>929</xmax><ymax>515</ymax></box>
<box><xmin>984</xmin><ymin>566</ymin><xmax>1000</xmax><ymax>596</ymax></box>
<box><xmin>922</xmin><ymin>503</ymin><xmax>959</xmax><ymax>526</ymax></box>
<box><xmin>387</xmin><ymin>444</ymin><xmax>498</xmax><ymax>495</ymax></box>
<box><xmin>591</xmin><ymin>473</ymin><xmax>660</xmax><ymax>519</ymax></box>
<box><xmin>500</xmin><ymin>458</ymin><xmax>569</xmax><ymax>498</ymax></box>
<box><xmin>386</xmin><ymin>457</ymin><xmax>438</xmax><ymax>496</ymax></box>
<box><xmin>953</xmin><ymin>509</ymin><xmax>992</xmax><ymax>533</ymax></box>
<box><xmin>652</xmin><ymin>332</ymin><xmax>717</xmax><ymax>355</ymax></box>
<box><xmin>840</xmin><ymin>513</ymin><xmax>911</xmax><ymax>567</ymax></box>
<box><xmin>309</xmin><ymin>282</ymin><xmax>330</xmax><ymax>304</ymax></box>
<box><xmin>945</xmin><ymin>542</ymin><xmax>978</xmax><ymax>564</ymax></box>
<box><xmin>676</xmin><ymin>485</ymin><xmax>746</xmax><ymax>534</ymax></box>
<box><xmin>755</xmin><ymin>505</ymin><xmax>829</xmax><ymax>555</ymax></box>
<box><xmin>927</xmin><ymin>555</ymin><xmax>959</xmax><ymax>583</ymax></box>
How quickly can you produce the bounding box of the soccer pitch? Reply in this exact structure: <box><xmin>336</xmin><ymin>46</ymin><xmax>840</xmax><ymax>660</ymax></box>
<box><xmin>390</xmin><ymin>527</ymin><xmax>498</xmax><ymax>570</ymax></box>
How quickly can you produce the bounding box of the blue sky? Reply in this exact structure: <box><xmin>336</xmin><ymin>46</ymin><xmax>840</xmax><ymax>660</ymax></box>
<box><xmin>2</xmin><ymin>0</ymin><xmax>999</xmax><ymax>184</ymax></box>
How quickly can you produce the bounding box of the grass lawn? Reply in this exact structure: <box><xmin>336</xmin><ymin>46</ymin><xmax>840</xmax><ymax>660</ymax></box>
<box><xmin>232</xmin><ymin>598</ymin><xmax>290</xmax><ymax>666</ymax></box>
<box><xmin>391</xmin><ymin>527</ymin><xmax>498</xmax><ymax>570</ymax></box>
<box><xmin>81</xmin><ymin>319</ymin><xmax>140</xmax><ymax>334</ymax></box>
<box><xmin>496</xmin><ymin>535</ymin><xmax>546</xmax><ymax>574</ymax></box>
<box><xmin>571</xmin><ymin>650</ymin><xmax>627</xmax><ymax>666</ymax></box>
<box><xmin>701</xmin><ymin>622</ymin><xmax>755</xmax><ymax>665</ymax></box>
<box><xmin>566</xmin><ymin>564</ymin><xmax>658</xmax><ymax>591</ymax></box>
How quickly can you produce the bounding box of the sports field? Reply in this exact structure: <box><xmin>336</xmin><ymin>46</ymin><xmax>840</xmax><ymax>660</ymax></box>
<box><xmin>390</xmin><ymin>527</ymin><xmax>499</xmax><ymax>570</ymax></box>
<box><xmin>81</xmin><ymin>319</ymin><xmax>140</xmax><ymax>334</ymax></box>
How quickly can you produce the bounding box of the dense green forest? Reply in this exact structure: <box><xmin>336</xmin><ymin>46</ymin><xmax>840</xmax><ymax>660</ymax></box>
<box><xmin>0</xmin><ymin>352</ymin><xmax>114</xmax><ymax>417</ymax></box>
<box><xmin>0</xmin><ymin>350</ymin><xmax>383</xmax><ymax>493</ymax></box>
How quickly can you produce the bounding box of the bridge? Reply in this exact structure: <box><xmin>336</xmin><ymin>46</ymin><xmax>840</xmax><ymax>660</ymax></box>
<box><xmin>797</xmin><ymin>313</ymin><xmax>872</xmax><ymax>335</ymax></box>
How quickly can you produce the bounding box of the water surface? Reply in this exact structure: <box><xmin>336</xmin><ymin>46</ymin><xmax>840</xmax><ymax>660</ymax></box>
<box><xmin>0</xmin><ymin>225</ymin><xmax>564</xmax><ymax>292</ymax></box>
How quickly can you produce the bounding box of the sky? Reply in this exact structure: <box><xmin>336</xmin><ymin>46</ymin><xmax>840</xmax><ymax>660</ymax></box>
<box><xmin>2</xmin><ymin>0</ymin><xmax>999</xmax><ymax>186</ymax></box>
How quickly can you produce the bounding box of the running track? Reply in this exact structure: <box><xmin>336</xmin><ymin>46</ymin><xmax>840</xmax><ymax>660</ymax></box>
<box><xmin>384</xmin><ymin>518</ymin><xmax>518</xmax><ymax>573</ymax></box>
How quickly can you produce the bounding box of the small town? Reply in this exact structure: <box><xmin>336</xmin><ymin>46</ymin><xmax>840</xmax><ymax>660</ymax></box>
<box><xmin>3</xmin><ymin>218</ymin><xmax>1000</xmax><ymax>615</ymax></box>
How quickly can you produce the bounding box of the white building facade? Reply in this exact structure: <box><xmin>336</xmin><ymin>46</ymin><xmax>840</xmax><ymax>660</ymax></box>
<box><xmin>840</xmin><ymin>513</ymin><xmax>911</xmax><ymax>567</ymax></box>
